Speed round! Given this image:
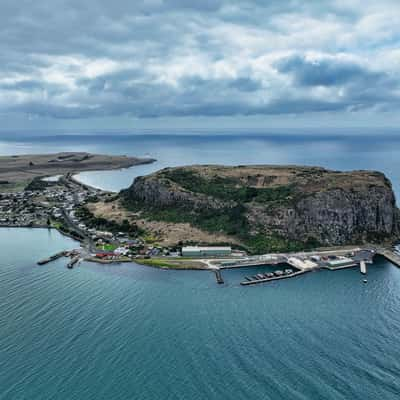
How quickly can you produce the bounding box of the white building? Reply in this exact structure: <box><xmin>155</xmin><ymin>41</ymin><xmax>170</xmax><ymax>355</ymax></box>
<box><xmin>181</xmin><ymin>246</ymin><xmax>232</xmax><ymax>257</ymax></box>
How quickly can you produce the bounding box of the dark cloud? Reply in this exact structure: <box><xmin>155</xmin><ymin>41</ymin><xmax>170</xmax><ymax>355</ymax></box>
<box><xmin>274</xmin><ymin>54</ymin><xmax>399</xmax><ymax>112</ymax></box>
<box><xmin>0</xmin><ymin>0</ymin><xmax>399</xmax><ymax>123</ymax></box>
<box><xmin>275</xmin><ymin>55</ymin><xmax>385</xmax><ymax>87</ymax></box>
<box><xmin>229</xmin><ymin>77</ymin><xmax>262</xmax><ymax>92</ymax></box>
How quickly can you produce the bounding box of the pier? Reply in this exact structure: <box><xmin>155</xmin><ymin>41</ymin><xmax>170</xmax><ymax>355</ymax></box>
<box><xmin>37</xmin><ymin>250</ymin><xmax>82</xmax><ymax>269</ymax></box>
<box><xmin>360</xmin><ymin>260</ymin><xmax>367</xmax><ymax>274</ymax></box>
<box><xmin>37</xmin><ymin>251</ymin><xmax>66</xmax><ymax>265</ymax></box>
<box><xmin>214</xmin><ymin>269</ymin><xmax>224</xmax><ymax>284</ymax></box>
<box><xmin>376</xmin><ymin>249</ymin><xmax>400</xmax><ymax>268</ymax></box>
<box><xmin>241</xmin><ymin>270</ymin><xmax>308</xmax><ymax>285</ymax></box>
<box><xmin>67</xmin><ymin>256</ymin><xmax>80</xmax><ymax>269</ymax></box>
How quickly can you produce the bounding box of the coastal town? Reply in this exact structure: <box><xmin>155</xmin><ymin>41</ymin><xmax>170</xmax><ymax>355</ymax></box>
<box><xmin>0</xmin><ymin>173</ymin><xmax>176</xmax><ymax>261</ymax></box>
<box><xmin>2</xmin><ymin>170</ymin><xmax>399</xmax><ymax>286</ymax></box>
<box><xmin>1</xmin><ymin>154</ymin><xmax>400</xmax><ymax>285</ymax></box>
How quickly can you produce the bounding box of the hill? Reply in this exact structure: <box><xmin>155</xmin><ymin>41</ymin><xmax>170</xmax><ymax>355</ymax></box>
<box><xmin>119</xmin><ymin>165</ymin><xmax>400</xmax><ymax>253</ymax></box>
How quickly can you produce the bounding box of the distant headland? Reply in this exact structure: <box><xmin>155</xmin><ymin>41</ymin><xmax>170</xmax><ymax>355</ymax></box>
<box><xmin>0</xmin><ymin>152</ymin><xmax>155</xmax><ymax>192</ymax></box>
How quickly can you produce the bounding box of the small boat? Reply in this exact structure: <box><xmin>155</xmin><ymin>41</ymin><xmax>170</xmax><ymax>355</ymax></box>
<box><xmin>363</xmin><ymin>279</ymin><xmax>368</xmax><ymax>283</ymax></box>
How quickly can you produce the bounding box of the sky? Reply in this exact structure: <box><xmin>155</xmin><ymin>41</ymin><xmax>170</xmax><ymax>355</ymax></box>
<box><xmin>1</xmin><ymin>0</ymin><xmax>400</xmax><ymax>132</ymax></box>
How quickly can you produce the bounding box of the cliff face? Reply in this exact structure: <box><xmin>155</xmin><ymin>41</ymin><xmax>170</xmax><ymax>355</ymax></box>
<box><xmin>121</xmin><ymin>165</ymin><xmax>399</xmax><ymax>248</ymax></box>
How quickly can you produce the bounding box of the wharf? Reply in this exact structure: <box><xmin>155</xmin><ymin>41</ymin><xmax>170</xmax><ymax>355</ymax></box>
<box><xmin>376</xmin><ymin>249</ymin><xmax>400</xmax><ymax>267</ymax></box>
<box><xmin>323</xmin><ymin>263</ymin><xmax>357</xmax><ymax>271</ymax></box>
<box><xmin>37</xmin><ymin>251</ymin><xmax>66</xmax><ymax>265</ymax></box>
<box><xmin>241</xmin><ymin>270</ymin><xmax>308</xmax><ymax>285</ymax></box>
<box><xmin>214</xmin><ymin>269</ymin><xmax>224</xmax><ymax>284</ymax></box>
<box><xmin>67</xmin><ymin>256</ymin><xmax>80</xmax><ymax>269</ymax></box>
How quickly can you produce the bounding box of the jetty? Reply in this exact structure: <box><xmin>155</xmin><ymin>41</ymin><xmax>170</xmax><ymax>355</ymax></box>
<box><xmin>376</xmin><ymin>249</ymin><xmax>400</xmax><ymax>268</ymax></box>
<box><xmin>67</xmin><ymin>256</ymin><xmax>80</xmax><ymax>269</ymax></box>
<box><xmin>37</xmin><ymin>251</ymin><xmax>66</xmax><ymax>265</ymax></box>
<box><xmin>214</xmin><ymin>269</ymin><xmax>224</xmax><ymax>284</ymax></box>
<box><xmin>241</xmin><ymin>270</ymin><xmax>307</xmax><ymax>285</ymax></box>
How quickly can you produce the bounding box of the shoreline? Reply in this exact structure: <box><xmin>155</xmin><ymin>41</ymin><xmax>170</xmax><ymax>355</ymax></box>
<box><xmin>0</xmin><ymin>152</ymin><xmax>156</xmax><ymax>191</ymax></box>
<box><xmin>2</xmin><ymin>226</ymin><xmax>399</xmax><ymax>279</ymax></box>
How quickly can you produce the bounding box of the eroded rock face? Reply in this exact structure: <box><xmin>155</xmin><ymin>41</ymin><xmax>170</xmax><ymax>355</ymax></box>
<box><xmin>121</xmin><ymin>165</ymin><xmax>399</xmax><ymax>246</ymax></box>
<box><xmin>127</xmin><ymin>176</ymin><xmax>230</xmax><ymax>210</ymax></box>
<box><xmin>247</xmin><ymin>186</ymin><xmax>397</xmax><ymax>245</ymax></box>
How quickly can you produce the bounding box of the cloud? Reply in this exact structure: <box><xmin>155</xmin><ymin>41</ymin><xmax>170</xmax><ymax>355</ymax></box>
<box><xmin>275</xmin><ymin>55</ymin><xmax>378</xmax><ymax>87</ymax></box>
<box><xmin>276</xmin><ymin>55</ymin><xmax>364</xmax><ymax>86</ymax></box>
<box><xmin>0</xmin><ymin>0</ymin><xmax>399</xmax><ymax>123</ymax></box>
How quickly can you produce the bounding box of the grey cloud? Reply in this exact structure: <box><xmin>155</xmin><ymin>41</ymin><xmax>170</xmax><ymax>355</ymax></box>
<box><xmin>0</xmin><ymin>0</ymin><xmax>399</xmax><ymax>122</ymax></box>
<box><xmin>228</xmin><ymin>77</ymin><xmax>262</xmax><ymax>92</ymax></box>
<box><xmin>275</xmin><ymin>55</ymin><xmax>385</xmax><ymax>87</ymax></box>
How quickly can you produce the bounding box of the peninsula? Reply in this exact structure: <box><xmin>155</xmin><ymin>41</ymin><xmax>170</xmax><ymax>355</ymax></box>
<box><xmin>2</xmin><ymin>161</ymin><xmax>400</xmax><ymax>276</ymax></box>
<box><xmin>0</xmin><ymin>152</ymin><xmax>155</xmax><ymax>192</ymax></box>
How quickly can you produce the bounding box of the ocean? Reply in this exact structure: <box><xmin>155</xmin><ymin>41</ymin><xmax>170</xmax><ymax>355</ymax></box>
<box><xmin>1</xmin><ymin>131</ymin><xmax>400</xmax><ymax>399</ymax></box>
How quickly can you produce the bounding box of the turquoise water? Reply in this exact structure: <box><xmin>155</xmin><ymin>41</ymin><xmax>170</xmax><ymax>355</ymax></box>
<box><xmin>1</xmin><ymin>132</ymin><xmax>400</xmax><ymax>399</ymax></box>
<box><xmin>1</xmin><ymin>228</ymin><xmax>400</xmax><ymax>399</ymax></box>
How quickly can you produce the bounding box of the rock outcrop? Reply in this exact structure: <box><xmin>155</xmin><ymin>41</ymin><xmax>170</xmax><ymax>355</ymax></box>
<box><xmin>121</xmin><ymin>165</ymin><xmax>399</xmax><ymax>248</ymax></box>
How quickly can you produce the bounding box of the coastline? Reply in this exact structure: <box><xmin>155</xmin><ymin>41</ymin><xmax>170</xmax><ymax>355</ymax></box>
<box><xmin>0</xmin><ymin>152</ymin><xmax>156</xmax><ymax>191</ymax></box>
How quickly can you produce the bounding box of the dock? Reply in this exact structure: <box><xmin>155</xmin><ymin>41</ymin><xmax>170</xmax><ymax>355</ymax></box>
<box><xmin>214</xmin><ymin>269</ymin><xmax>224</xmax><ymax>284</ymax></box>
<box><xmin>67</xmin><ymin>256</ymin><xmax>80</xmax><ymax>269</ymax></box>
<box><xmin>241</xmin><ymin>270</ymin><xmax>308</xmax><ymax>285</ymax></box>
<box><xmin>37</xmin><ymin>251</ymin><xmax>66</xmax><ymax>265</ymax></box>
<box><xmin>376</xmin><ymin>249</ymin><xmax>400</xmax><ymax>267</ymax></box>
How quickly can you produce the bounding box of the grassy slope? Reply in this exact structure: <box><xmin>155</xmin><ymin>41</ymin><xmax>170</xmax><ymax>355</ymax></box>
<box><xmin>121</xmin><ymin>167</ymin><xmax>314</xmax><ymax>254</ymax></box>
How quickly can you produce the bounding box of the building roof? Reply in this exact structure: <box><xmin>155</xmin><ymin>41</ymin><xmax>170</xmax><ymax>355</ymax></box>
<box><xmin>182</xmin><ymin>246</ymin><xmax>231</xmax><ymax>252</ymax></box>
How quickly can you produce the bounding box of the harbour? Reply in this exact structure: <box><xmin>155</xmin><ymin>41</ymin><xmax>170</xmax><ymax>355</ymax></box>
<box><xmin>209</xmin><ymin>247</ymin><xmax>379</xmax><ymax>286</ymax></box>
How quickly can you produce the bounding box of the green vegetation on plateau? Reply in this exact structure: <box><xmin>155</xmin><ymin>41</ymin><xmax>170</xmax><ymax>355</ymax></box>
<box><xmin>161</xmin><ymin>169</ymin><xmax>294</xmax><ymax>205</ymax></box>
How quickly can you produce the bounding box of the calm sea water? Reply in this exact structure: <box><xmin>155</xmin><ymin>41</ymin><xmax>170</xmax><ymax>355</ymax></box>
<box><xmin>1</xmin><ymin>131</ymin><xmax>400</xmax><ymax>399</ymax></box>
<box><xmin>1</xmin><ymin>228</ymin><xmax>400</xmax><ymax>400</ymax></box>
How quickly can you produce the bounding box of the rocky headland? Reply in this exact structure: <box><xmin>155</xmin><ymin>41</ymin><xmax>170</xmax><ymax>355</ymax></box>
<box><xmin>118</xmin><ymin>165</ymin><xmax>399</xmax><ymax>253</ymax></box>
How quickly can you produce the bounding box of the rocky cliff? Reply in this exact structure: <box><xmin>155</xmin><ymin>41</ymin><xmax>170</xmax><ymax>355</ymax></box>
<box><xmin>120</xmin><ymin>165</ymin><xmax>399</xmax><ymax>252</ymax></box>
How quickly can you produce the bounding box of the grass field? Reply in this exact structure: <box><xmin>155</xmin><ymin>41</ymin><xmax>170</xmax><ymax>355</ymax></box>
<box><xmin>134</xmin><ymin>258</ymin><xmax>207</xmax><ymax>270</ymax></box>
<box><xmin>96</xmin><ymin>243</ymin><xmax>118</xmax><ymax>251</ymax></box>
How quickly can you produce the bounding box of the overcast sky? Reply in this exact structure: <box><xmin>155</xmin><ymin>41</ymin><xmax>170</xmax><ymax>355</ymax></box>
<box><xmin>1</xmin><ymin>0</ymin><xmax>400</xmax><ymax>131</ymax></box>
